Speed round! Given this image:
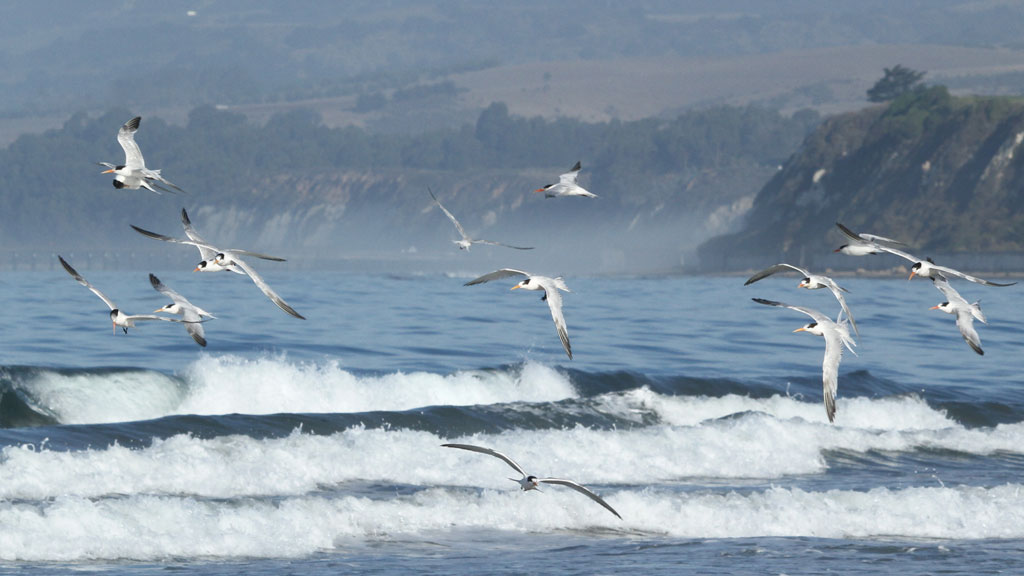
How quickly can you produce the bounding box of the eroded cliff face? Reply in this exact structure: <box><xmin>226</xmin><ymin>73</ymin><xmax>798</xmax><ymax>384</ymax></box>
<box><xmin>698</xmin><ymin>88</ymin><xmax>1024</xmax><ymax>272</ymax></box>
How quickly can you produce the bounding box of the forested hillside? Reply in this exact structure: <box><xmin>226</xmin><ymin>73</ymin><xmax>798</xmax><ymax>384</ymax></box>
<box><xmin>0</xmin><ymin>104</ymin><xmax>818</xmax><ymax>272</ymax></box>
<box><xmin>698</xmin><ymin>87</ymin><xmax>1024</xmax><ymax>272</ymax></box>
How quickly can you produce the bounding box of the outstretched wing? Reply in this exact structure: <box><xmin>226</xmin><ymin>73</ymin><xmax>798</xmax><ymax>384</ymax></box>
<box><xmin>536</xmin><ymin>478</ymin><xmax>621</xmax><ymax>519</ymax></box>
<box><xmin>118</xmin><ymin>116</ymin><xmax>145</xmax><ymax>169</ymax></box>
<box><xmin>751</xmin><ymin>297</ymin><xmax>830</xmax><ymax>325</ymax></box>
<box><xmin>473</xmin><ymin>239</ymin><xmax>534</xmax><ymax>250</ymax></box>
<box><xmin>931</xmin><ymin>263</ymin><xmax>1016</xmax><ymax>287</ymax></box>
<box><xmin>559</xmin><ymin>161</ymin><xmax>581</xmax><ymax>185</ymax></box>
<box><xmin>229</xmin><ymin>255</ymin><xmax>305</xmax><ymax>319</ymax></box>
<box><xmin>58</xmin><ymin>255</ymin><xmax>117</xmax><ymax>311</ymax></box>
<box><xmin>538</xmin><ymin>278</ymin><xmax>572</xmax><ymax>359</ymax></box>
<box><xmin>428</xmin><ymin>188</ymin><xmax>469</xmax><ymax>241</ymax></box>
<box><xmin>744</xmin><ymin>263</ymin><xmax>810</xmax><ymax>286</ymax></box>
<box><xmin>441</xmin><ymin>443</ymin><xmax>528</xmax><ymax>477</ymax></box>
<box><xmin>464</xmin><ymin>268</ymin><xmax>530</xmax><ymax>286</ymax></box>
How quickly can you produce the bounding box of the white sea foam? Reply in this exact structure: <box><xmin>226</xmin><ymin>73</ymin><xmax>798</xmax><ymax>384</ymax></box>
<box><xmin>12</xmin><ymin>356</ymin><xmax>576</xmax><ymax>424</ymax></box>
<box><xmin>4</xmin><ymin>406</ymin><xmax>1024</xmax><ymax>503</ymax></box>
<box><xmin>3</xmin><ymin>483</ymin><xmax>1024</xmax><ymax>561</ymax></box>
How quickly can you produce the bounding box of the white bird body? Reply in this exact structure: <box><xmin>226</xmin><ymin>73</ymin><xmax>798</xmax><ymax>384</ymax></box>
<box><xmin>150</xmin><ymin>273</ymin><xmax>215</xmax><ymax>347</ymax></box>
<box><xmin>130</xmin><ymin>209</ymin><xmax>305</xmax><ymax>319</ymax></box>
<box><xmin>753</xmin><ymin>298</ymin><xmax>856</xmax><ymax>423</ymax></box>
<box><xmin>59</xmin><ymin>256</ymin><xmax>190</xmax><ymax>335</ymax></box>
<box><xmin>745</xmin><ymin>263</ymin><xmax>859</xmax><ymax>337</ymax></box>
<box><xmin>464</xmin><ymin>268</ymin><xmax>573</xmax><ymax>359</ymax></box>
<box><xmin>535</xmin><ymin>161</ymin><xmax>597</xmax><ymax>198</ymax></box>
<box><xmin>428</xmin><ymin>188</ymin><xmax>533</xmax><ymax>251</ymax></box>
<box><xmin>835</xmin><ymin>223</ymin><xmax>1016</xmax><ymax>287</ymax></box>
<box><xmin>99</xmin><ymin>116</ymin><xmax>183</xmax><ymax>194</ymax></box>
<box><xmin>930</xmin><ymin>274</ymin><xmax>986</xmax><ymax>355</ymax></box>
<box><xmin>441</xmin><ymin>443</ymin><xmax>621</xmax><ymax>519</ymax></box>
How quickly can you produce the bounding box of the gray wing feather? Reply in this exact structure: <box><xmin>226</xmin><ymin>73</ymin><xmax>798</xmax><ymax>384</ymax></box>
<box><xmin>536</xmin><ymin>478</ymin><xmax>622</xmax><ymax>519</ymax></box>
<box><xmin>744</xmin><ymin>263</ymin><xmax>809</xmax><ymax>285</ymax></box>
<box><xmin>931</xmin><ymin>264</ymin><xmax>1016</xmax><ymax>287</ymax></box>
<box><xmin>538</xmin><ymin>279</ymin><xmax>572</xmax><ymax>359</ymax></box>
<box><xmin>474</xmin><ymin>240</ymin><xmax>534</xmax><ymax>250</ymax></box>
<box><xmin>441</xmin><ymin>443</ymin><xmax>527</xmax><ymax>476</ymax></box>
<box><xmin>118</xmin><ymin>116</ymin><xmax>145</xmax><ymax>169</ymax></box>
<box><xmin>751</xmin><ymin>298</ymin><xmax>830</xmax><ymax>325</ymax></box>
<box><xmin>428</xmin><ymin>188</ymin><xmax>469</xmax><ymax>241</ymax></box>
<box><xmin>464</xmin><ymin>269</ymin><xmax>530</xmax><ymax>286</ymax></box>
<box><xmin>59</xmin><ymin>256</ymin><xmax>117</xmax><ymax>311</ymax></box>
<box><xmin>230</xmin><ymin>255</ymin><xmax>305</xmax><ymax>319</ymax></box>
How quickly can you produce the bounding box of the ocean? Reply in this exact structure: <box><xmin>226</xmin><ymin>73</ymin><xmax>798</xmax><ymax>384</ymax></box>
<box><xmin>1</xmin><ymin>268</ymin><xmax>1024</xmax><ymax>575</ymax></box>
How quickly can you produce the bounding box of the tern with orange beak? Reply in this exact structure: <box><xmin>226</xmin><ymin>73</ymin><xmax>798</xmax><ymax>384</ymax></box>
<box><xmin>929</xmin><ymin>274</ymin><xmax>987</xmax><ymax>355</ymax></box>
<box><xmin>98</xmin><ymin>116</ymin><xmax>184</xmax><ymax>194</ymax></box>
<box><xmin>58</xmin><ymin>256</ymin><xmax>191</xmax><ymax>336</ymax></box>
<box><xmin>464</xmin><ymin>268</ymin><xmax>572</xmax><ymax>359</ymax></box>
<box><xmin>835</xmin><ymin>223</ymin><xmax>1015</xmax><ymax>287</ymax></box>
<box><xmin>753</xmin><ymin>297</ymin><xmax>856</xmax><ymax>423</ymax></box>
<box><xmin>441</xmin><ymin>443</ymin><xmax>621</xmax><ymax>519</ymax></box>
<box><xmin>428</xmin><ymin>188</ymin><xmax>533</xmax><ymax>251</ymax></box>
<box><xmin>534</xmin><ymin>161</ymin><xmax>597</xmax><ymax>198</ymax></box>
<box><xmin>745</xmin><ymin>263</ymin><xmax>858</xmax><ymax>337</ymax></box>
<box><xmin>130</xmin><ymin>209</ymin><xmax>304</xmax><ymax>319</ymax></box>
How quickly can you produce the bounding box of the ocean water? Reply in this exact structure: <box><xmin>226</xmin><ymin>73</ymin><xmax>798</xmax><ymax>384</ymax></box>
<box><xmin>2</xmin><ymin>268</ymin><xmax>1024</xmax><ymax>575</ymax></box>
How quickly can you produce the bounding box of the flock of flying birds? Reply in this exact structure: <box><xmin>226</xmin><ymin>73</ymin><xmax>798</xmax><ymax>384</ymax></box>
<box><xmin>747</xmin><ymin>222</ymin><xmax>1016</xmax><ymax>423</ymax></box>
<box><xmin>58</xmin><ymin>115</ymin><xmax>624</xmax><ymax>518</ymax></box>
<box><xmin>55</xmin><ymin>114</ymin><xmax>1022</xmax><ymax>520</ymax></box>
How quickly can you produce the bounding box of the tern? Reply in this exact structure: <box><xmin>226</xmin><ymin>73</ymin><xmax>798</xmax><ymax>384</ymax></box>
<box><xmin>464</xmin><ymin>269</ymin><xmax>572</xmax><ymax>359</ymax></box>
<box><xmin>753</xmin><ymin>297</ymin><xmax>857</xmax><ymax>423</ymax></box>
<box><xmin>832</xmin><ymin>224</ymin><xmax>905</xmax><ymax>256</ymax></box>
<box><xmin>98</xmin><ymin>116</ymin><xmax>184</xmax><ymax>194</ymax></box>
<box><xmin>428</xmin><ymin>188</ymin><xmax>533</xmax><ymax>251</ymax></box>
<box><xmin>131</xmin><ymin>209</ymin><xmax>305</xmax><ymax>319</ymax></box>
<box><xmin>836</xmin><ymin>223</ymin><xmax>1016</xmax><ymax>287</ymax></box>
<box><xmin>441</xmin><ymin>443</ymin><xmax>621</xmax><ymax>519</ymax></box>
<box><xmin>745</xmin><ymin>263</ymin><xmax>859</xmax><ymax>337</ymax></box>
<box><xmin>535</xmin><ymin>161</ymin><xmax>597</xmax><ymax>198</ymax></box>
<box><xmin>150</xmin><ymin>273</ymin><xmax>216</xmax><ymax>347</ymax></box>
<box><xmin>59</xmin><ymin>256</ymin><xmax>191</xmax><ymax>335</ymax></box>
<box><xmin>930</xmin><ymin>273</ymin><xmax>986</xmax><ymax>355</ymax></box>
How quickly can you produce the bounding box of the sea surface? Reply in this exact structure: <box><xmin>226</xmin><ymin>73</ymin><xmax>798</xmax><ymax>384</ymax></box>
<box><xmin>2</xmin><ymin>268</ymin><xmax>1024</xmax><ymax>575</ymax></box>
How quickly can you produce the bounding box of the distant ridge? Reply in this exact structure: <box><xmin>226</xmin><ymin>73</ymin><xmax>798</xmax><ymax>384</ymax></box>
<box><xmin>698</xmin><ymin>87</ymin><xmax>1024</xmax><ymax>273</ymax></box>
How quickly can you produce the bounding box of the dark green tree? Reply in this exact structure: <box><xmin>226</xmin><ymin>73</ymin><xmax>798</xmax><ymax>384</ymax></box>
<box><xmin>867</xmin><ymin>65</ymin><xmax>926</xmax><ymax>102</ymax></box>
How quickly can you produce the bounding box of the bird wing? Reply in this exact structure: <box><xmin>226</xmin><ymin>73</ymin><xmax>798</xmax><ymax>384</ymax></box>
<box><xmin>121</xmin><ymin>314</ymin><xmax>188</xmax><ymax>323</ymax></box>
<box><xmin>59</xmin><ymin>256</ymin><xmax>117</xmax><ymax>311</ymax></box>
<box><xmin>441</xmin><ymin>443</ymin><xmax>528</xmax><ymax>477</ymax></box>
<box><xmin>823</xmin><ymin>280</ymin><xmax>858</xmax><ymax>338</ymax></box>
<box><xmin>559</xmin><ymin>161</ymin><xmax>581</xmax><ymax>185</ymax></box>
<box><xmin>536</xmin><ymin>478</ymin><xmax>621</xmax><ymax>519</ymax></box>
<box><xmin>131</xmin><ymin>224</ymin><xmax>285</xmax><ymax>264</ymax></box>
<box><xmin>743</xmin><ymin>263</ymin><xmax>809</xmax><ymax>286</ymax></box>
<box><xmin>117</xmin><ymin>116</ymin><xmax>145</xmax><ymax>170</ymax></box>
<box><xmin>835</xmin><ymin>223</ymin><xmax>916</xmax><ymax>261</ymax></box>
<box><xmin>428</xmin><ymin>188</ymin><xmax>469</xmax><ymax>241</ymax></box>
<box><xmin>821</xmin><ymin>328</ymin><xmax>846</xmax><ymax>423</ymax></box>
<box><xmin>149</xmin><ymin>273</ymin><xmax>194</xmax><ymax>309</ymax></box>
<box><xmin>179</xmin><ymin>209</ymin><xmax>217</xmax><ymax>260</ymax></box>
<box><xmin>229</xmin><ymin>255</ymin><xmax>305</xmax><ymax>319</ymax></box>
<box><xmin>473</xmin><ymin>239</ymin><xmax>534</xmax><ymax>250</ymax></box>
<box><xmin>931</xmin><ymin>263</ymin><xmax>1017</xmax><ymax>287</ymax></box>
<box><xmin>464</xmin><ymin>268</ymin><xmax>530</xmax><ymax>286</ymax></box>
<box><xmin>751</xmin><ymin>298</ymin><xmax>830</xmax><ymax>325</ymax></box>
<box><xmin>954</xmin><ymin>309</ymin><xmax>984</xmax><ymax>355</ymax></box>
<box><xmin>537</xmin><ymin>277</ymin><xmax>572</xmax><ymax>360</ymax></box>
<box><xmin>184</xmin><ymin>314</ymin><xmax>207</xmax><ymax>347</ymax></box>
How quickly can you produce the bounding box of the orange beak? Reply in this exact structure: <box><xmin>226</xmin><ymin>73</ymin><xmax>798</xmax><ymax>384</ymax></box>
<box><xmin>533</xmin><ymin>188</ymin><xmax>545</xmax><ymax>193</ymax></box>
<box><xmin>793</xmin><ymin>327</ymin><xmax>807</xmax><ymax>333</ymax></box>
<box><xmin>102</xmin><ymin>168</ymin><xmax>115</xmax><ymax>174</ymax></box>
<box><xmin>510</xmin><ymin>285</ymin><xmax>521</xmax><ymax>290</ymax></box>
<box><xmin>193</xmin><ymin>266</ymin><xmax>201</xmax><ymax>272</ymax></box>
<box><xmin>909</xmin><ymin>270</ymin><xmax>917</xmax><ymax>280</ymax></box>
<box><xmin>929</xmin><ymin>305</ymin><xmax>940</xmax><ymax>310</ymax></box>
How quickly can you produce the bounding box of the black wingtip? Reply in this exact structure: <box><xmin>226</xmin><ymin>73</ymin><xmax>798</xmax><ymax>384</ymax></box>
<box><xmin>180</xmin><ymin>208</ymin><xmax>191</xmax><ymax>226</ymax></box>
<box><xmin>125</xmin><ymin>116</ymin><xmax>141</xmax><ymax>130</ymax></box>
<box><xmin>570</xmin><ymin>160</ymin><xmax>581</xmax><ymax>171</ymax></box>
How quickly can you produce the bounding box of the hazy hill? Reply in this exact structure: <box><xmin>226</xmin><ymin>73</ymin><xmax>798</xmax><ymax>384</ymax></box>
<box><xmin>697</xmin><ymin>87</ymin><xmax>1024</xmax><ymax>273</ymax></box>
